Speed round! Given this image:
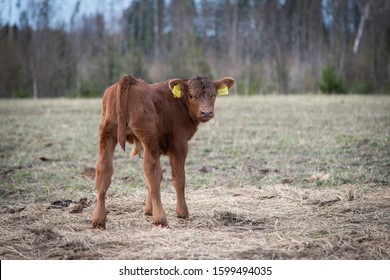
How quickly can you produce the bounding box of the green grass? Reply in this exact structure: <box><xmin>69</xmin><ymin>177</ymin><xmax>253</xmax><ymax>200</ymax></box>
<box><xmin>0</xmin><ymin>95</ymin><xmax>389</xmax><ymax>205</ymax></box>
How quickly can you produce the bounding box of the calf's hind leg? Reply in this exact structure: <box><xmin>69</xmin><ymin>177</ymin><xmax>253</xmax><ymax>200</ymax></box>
<box><xmin>143</xmin><ymin>144</ymin><xmax>167</xmax><ymax>227</ymax></box>
<box><xmin>92</xmin><ymin>120</ymin><xmax>117</xmax><ymax>229</ymax></box>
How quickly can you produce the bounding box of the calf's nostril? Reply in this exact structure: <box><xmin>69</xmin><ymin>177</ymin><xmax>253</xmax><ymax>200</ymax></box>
<box><xmin>201</xmin><ymin>110</ymin><xmax>213</xmax><ymax>117</ymax></box>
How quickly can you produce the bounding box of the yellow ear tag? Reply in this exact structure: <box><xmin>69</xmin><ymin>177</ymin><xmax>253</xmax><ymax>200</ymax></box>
<box><xmin>217</xmin><ymin>85</ymin><xmax>229</xmax><ymax>96</ymax></box>
<box><xmin>172</xmin><ymin>84</ymin><xmax>182</xmax><ymax>98</ymax></box>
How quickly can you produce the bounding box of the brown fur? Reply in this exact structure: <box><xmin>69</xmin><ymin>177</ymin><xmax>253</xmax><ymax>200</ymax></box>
<box><xmin>92</xmin><ymin>75</ymin><xmax>235</xmax><ymax>228</ymax></box>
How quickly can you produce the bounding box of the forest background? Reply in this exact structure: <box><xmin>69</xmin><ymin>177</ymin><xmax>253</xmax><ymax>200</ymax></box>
<box><xmin>0</xmin><ymin>0</ymin><xmax>389</xmax><ymax>98</ymax></box>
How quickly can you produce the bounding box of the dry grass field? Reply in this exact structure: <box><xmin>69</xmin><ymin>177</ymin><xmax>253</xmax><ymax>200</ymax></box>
<box><xmin>0</xmin><ymin>95</ymin><xmax>389</xmax><ymax>259</ymax></box>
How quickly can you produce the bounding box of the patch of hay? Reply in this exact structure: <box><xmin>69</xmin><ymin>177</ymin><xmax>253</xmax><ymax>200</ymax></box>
<box><xmin>1</xmin><ymin>185</ymin><xmax>389</xmax><ymax>259</ymax></box>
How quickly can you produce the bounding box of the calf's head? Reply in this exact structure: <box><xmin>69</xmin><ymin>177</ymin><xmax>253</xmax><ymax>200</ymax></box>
<box><xmin>168</xmin><ymin>76</ymin><xmax>235</xmax><ymax>123</ymax></box>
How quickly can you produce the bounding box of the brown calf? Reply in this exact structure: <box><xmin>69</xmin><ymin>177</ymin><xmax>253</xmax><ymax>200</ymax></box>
<box><xmin>92</xmin><ymin>75</ymin><xmax>235</xmax><ymax>228</ymax></box>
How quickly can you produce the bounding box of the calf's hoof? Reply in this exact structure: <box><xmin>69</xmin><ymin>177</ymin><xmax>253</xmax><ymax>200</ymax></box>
<box><xmin>176</xmin><ymin>206</ymin><xmax>189</xmax><ymax>220</ymax></box>
<box><xmin>176</xmin><ymin>212</ymin><xmax>189</xmax><ymax>219</ymax></box>
<box><xmin>152</xmin><ymin>213</ymin><xmax>169</xmax><ymax>227</ymax></box>
<box><xmin>153</xmin><ymin>218</ymin><xmax>169</xmax><ymax>227</ymax></box>
<box><xmin>144</xmin><ymin>200</ymin><xmax>153</xmax><ymax>216</ymax></box>
<box><xmin>144</xmin><ymin>208</ymin><xmax>153</xmax><ymax>216</ymax></box>
<box><xmin>92</xmin><ymin>221</ymin><xmax>106</xmax><ymax>229</ymax></box>
<box><xmin>92</xmin><ymin>210</ymin><xmax>107</xmax><ymax>229</ymax></box>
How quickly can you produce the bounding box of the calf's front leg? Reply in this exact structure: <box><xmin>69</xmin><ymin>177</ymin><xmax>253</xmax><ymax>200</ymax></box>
<box><xmin>169</xmin><ymin>147</ymin><xmax>189</xmax><ymax>219</ymax></box>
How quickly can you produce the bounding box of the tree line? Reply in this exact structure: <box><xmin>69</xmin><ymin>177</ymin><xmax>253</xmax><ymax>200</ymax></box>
<box><xmin>0</xmin><ymin>0</ymin><xmax>389</xmax><ymax>98</ymax></box>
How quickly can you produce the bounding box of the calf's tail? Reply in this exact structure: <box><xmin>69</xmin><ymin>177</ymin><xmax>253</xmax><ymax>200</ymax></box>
<box><xmin>116</xmin><ymin>75</ymin><xmax>136</xmax><ymax>151</ymax></box>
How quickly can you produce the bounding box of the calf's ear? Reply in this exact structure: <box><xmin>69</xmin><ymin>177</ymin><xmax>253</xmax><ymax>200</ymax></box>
<box><xmin>214</xmin><ymin>77</ymin><xmax>236</xmax><ymax>96</ymax></box>
<box><xmin>168</xmin><ymin>79</ymin><xmax>186</xmax><ymax>98</ymax></box>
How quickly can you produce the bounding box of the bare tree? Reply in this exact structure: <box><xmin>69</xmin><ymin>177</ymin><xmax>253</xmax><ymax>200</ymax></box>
<box><xmin>1</xmin><ymin>0</ymin><xmax>389</xmax><ymax>97</ymax></box>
